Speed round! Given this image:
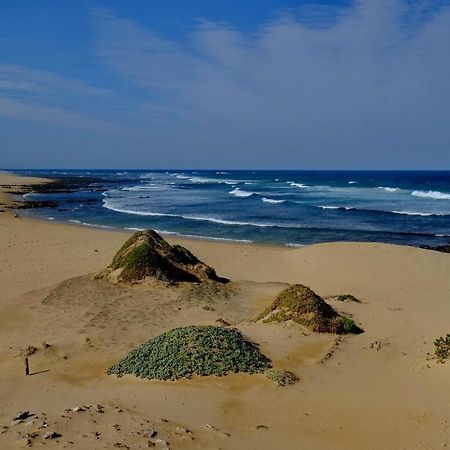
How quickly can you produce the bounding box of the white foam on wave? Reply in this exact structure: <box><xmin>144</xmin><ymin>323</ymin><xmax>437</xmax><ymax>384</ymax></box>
<box><xmin>319</xmin><ymin>205</ymin><xmax>448</xmax><ymax>216</ymax></box>
<box><xmin>320</xmin><ymin>205</ymin><xmax>358</xmax><ymax>211</ymax></box>
<box><xmin>229</xmin><ymin>188</ymin><xmax>253</xmax><ymax>198</ymax></box>
<box><xmin>378</xmin><ymin>186</ymin><xmax>400</xmax><ymax>192</ymax></box>
<box><xmin>348</xmin><ymin>181</ymin><xmax>357</xmax><ymax>184</ymax></box>
<box><xmin>103</xmin><ymin>199</ymin><xmax>290</xmax><ymax>228</ymax></box>
<box><xmin>175</xmin><ymin>174</ymin><xmax>241</xmax><ymax>185</ymax></box>
<box><xmin>411</xmin><ymin>190</ymin><xmax>450</xmax><ymax>200</ymax></box>
<box><xmin>156</xmin><ymin>230</ymin><xmax>253</xmax><ymax>243</ymax></box>
<box><xmin>391</xmin><ymin>210</ymin><xmax>448</xmax><ymax>216</ymax></box>
<box><xmin>140</xmin><ymin>173</ymin><xmax>157</xmax><ymax>179</ymax></box>
<box><xmin>69</xmin><ymin>219</ymin><xmax>114</xmax><ymax>229</ymax></box>
<box><xmin>262</xmin><ymin>197</ymin><xmax>285</xmax><ymax>204</ymax></box>
<box><xmin>285</xmin><ymin>243</ymin><xmax>306</xmax><ymax>248</ymax></box>
<box><xmin>122</xmin><ymin>185</ymin><xmax>159</xmax><ymax>192</ymax></box>
<box><xmin>287</xmin><ymin>181</ymin><xmax>308</xmax><ymax>189</ymax></box>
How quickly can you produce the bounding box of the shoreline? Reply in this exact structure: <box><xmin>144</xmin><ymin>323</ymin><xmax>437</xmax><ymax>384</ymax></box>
<box><xmin>0</xmin><ymin>171</ymin><xmax>303</xmax><ymax>250</ymax></box>
<box><xmin>3</xmin><ymin>171</ymin><xmax>448</xmax><ymax>252</ymax></box>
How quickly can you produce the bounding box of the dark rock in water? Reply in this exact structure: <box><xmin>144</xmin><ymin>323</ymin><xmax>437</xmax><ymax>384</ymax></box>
<box><xmin>98</xmin><ymin>229</ymin><xmax>228</xmax><ymax>284</ymax></box>
<box><xmin>422</xmin><ymin>244</ymin><xmax>450</xmax><ymax>254</ymax></box>
<box><xmin>13</xmin><ymin>200</ymin><xmax>59</xmax><ymax>209</ymax></box>
<box><xmin>256</xmin><ymin>284</ymin><xmax>363</xmax><ymax>334</ymax></box>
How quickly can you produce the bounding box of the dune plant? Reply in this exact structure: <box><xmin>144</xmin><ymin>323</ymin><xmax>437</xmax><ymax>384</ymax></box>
<box><xmin>108</xmin><ymin>325</ymin><xmax>270</xmax><ymax>380</ymax></box>
<box><xmin>334</xmin><ymin>294</ymin><xmax>361</xmax><ymax>303</ymax></box>
<box><xmin>434</xmin><ymin>334</ymin><xmax>450</xmax><ymax>364</ymax></box>
<box><xmin>265</xmin><ymin>369</ymin><xmax>299</xmax><ymax>386</ymax></box>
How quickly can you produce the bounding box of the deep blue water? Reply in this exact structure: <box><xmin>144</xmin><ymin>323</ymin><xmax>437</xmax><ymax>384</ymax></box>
<box><xmin>10</xmin><ymin>169</ymin><xmax>450</xmax><ymax>247</ymax></box>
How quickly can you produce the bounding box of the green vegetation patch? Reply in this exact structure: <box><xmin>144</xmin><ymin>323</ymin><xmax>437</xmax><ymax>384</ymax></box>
<box><xmin>434</xmin><ymin>334</ymin><xmax>450</xmax><ymax>364</ymax></box>
<box><xmin>257</xmin><ymin>284</ymin><xmax>363</xmax><ymax>334</ymax></box>
<box><xmin>265</xmin><ymin>369</ymin><xmax>299</xmax><ymax>386</ymax></box>
<box><xmin>107</xmin><ymin>325</ymin><xmax>271</xmax><ymax>380</ymax></box>
<box><xmin>113</xmin><ymin>243</ymin><xmax>154</xmax><ymax>281</ymax></box>
<box><xmin>101</xmin><ymin>229</ymin><xmax>225</xmax><ymax>283</ymax></box>
<box><xmin>334</xmin><ymin>294</ymin><xmax>361</xmax><ymax>303</ymax></box>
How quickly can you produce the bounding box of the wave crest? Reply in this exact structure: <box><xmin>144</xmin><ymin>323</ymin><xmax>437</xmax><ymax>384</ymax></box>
<box><xmin>288</xmin><ymin>182</ymin><xmax>308</xmax><ymax>189</ymax></box>
<box><xmin>378</xmin><ymin>186</ymin><xmax>400</xmax><ymax>192</ymax></box>
<box><xmin>262</xmin><ymin>197</ymin><xmax>285</xmax><ymax>204</ymax></box>
<box><xmin>412</xmin><ymin>190</ymin><xmax>450</xmax><ymax>200</ymax></box>
<box><xmin>229</xmin><ymin>188</ymin><xmax>254</xmax><ymax>198</ymax></box>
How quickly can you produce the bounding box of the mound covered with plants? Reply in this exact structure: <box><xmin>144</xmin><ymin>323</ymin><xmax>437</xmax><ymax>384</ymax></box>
<box><xmin>98</xmin><ymin>229</ymin><xmax>227</xmax><ymax>283</ymax></box>
<box><xmin>257</xmin><ymin>284</ymin><xmax>363</xmax><ymax>334</ymax></box>
<box><xmin>107</xmin><ymin>325</ymin><xmax>271</xmax><ymax>380</ymax></box>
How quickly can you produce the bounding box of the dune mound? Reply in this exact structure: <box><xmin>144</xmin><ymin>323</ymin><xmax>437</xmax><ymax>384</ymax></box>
<box><xmin>98</xmin><ymin>230</ymin><xmax>227</xmax><ymax>283</ymax></box>
<box><xmin>257</xmin><ymin>284</ymin><xmax>363</xmax><ymax>334</ymax></box>
<box><xmin>107</xmin><ymin>325</ymin><xmax>270</xmax><ymax>380</ymax></box>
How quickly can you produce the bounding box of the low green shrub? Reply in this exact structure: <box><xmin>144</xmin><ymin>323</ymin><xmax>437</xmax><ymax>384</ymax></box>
<box><xmin>265</xmin><ymin>369</ymin><xmax>299</xmax><ymax>386</ymax></box>
<box><xmin>335</xmin><ymin>294</ymin><xmax>361</xmax><ymax>303</ymax></box>
<box><xmin>108</xmin><ymin>325</ymin><xmax>271</xmax><ymax>380</ymax></box>
<box><xmin>434</xmin><ymin>334</ymin><xmax>450</xmax><ymax>364</ymax></box>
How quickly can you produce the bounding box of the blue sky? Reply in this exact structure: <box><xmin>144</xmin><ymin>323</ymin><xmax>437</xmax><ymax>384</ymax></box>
<box><xmin>1</xmin><ymin>0</ymin><xmax>449</xmax><ymax>169</ymax></box>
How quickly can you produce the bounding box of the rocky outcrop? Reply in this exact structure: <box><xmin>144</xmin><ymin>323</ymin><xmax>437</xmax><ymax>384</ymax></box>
<box><xmin>98</xmin><ymin>230</ymin><xmax>227</xmax><ymax>284</ymax></box>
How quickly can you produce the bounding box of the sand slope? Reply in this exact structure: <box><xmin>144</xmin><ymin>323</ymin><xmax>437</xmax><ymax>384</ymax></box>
<box><xmin>0</xmin><ymin>174</ymin><xmax>449</xmax><ymax>449</ymax></box>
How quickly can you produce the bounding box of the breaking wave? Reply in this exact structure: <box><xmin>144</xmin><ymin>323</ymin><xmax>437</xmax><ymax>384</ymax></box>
<box><xmin>262</xmin><ymin>197</ymin><xmax>285</xmax><ymax>204</ymax></box>
<box><xmin>378</xmin><ymin>186</ymin><xmax>400</xmax><ymax>192</ymax></box>
<box><xmin>411</xmin><ymin>190</ymin><xmax>450</xmax><ymax>200</ymax></box>
<box><xmin>229</xmin><ymin>188</ymin><xmax>254</xmax><ymax>198</ymax></box>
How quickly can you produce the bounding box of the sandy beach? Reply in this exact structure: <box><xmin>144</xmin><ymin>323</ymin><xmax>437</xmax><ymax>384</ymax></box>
<box><xmin>0</xmin><ymin>172</ymin><xmax>449</xmax><ymax>449</ymax></box>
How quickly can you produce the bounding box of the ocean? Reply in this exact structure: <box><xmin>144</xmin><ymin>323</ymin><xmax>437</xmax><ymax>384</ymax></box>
<box><xmin>12</xmin><ymin>170</ymin><xmax>450</xmax><ymax>248</ymax></box>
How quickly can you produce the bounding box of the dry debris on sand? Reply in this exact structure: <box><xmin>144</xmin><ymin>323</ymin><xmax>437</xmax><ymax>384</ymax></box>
<box><xmin>1</xmin><ymin>403</ymin><xmax>197</xmax><ymax>449</ymax></box>
<box><xmin>257</xmin><ymin>284</ymin><xmax>363</xmax><ymax>334</ymax></box>
<box><xmin>97</xmin><ymin>229</ymin><xmax>228</xmax><ymax>284</ymax></box>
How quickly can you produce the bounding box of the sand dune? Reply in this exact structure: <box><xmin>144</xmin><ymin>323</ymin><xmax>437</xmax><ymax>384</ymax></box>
<box><xmin>0</xmin><ymin>173</ymin><xmax>449</xmax><ymax>449</ymax></box>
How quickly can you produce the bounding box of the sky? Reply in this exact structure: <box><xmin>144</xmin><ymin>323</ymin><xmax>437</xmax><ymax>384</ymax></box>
<box><xmin>1</xmin><ymin>0</ymin><xmax>450</xmax><ymax>170</ymax></box>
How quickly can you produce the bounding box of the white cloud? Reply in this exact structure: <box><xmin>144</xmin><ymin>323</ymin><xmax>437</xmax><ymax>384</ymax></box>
<box><xmin>0</xmin><ymin>64</ymin><xmax>119</xmax><ymax>132</ymax></box>
<box><xmin>0</xmin><ymin>96</ymin><xmax>114</xmax><ymax>132</ymax></box>
<box><xmin>92</xmin><ymin>1</ymin><xmax>450</xmax><ymax>167</ymax></box>
<box><xmin>0</xmin><ymin>64</ymin><xmax>112</xmax><ymax>98</ymax></box>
